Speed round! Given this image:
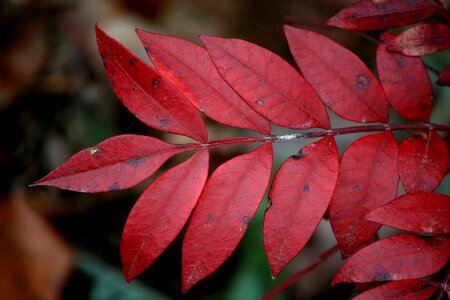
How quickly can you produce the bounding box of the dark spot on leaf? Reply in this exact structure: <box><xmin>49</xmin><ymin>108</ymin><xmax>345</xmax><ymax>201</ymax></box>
<box><xmin>242</xmin><ymin>215</ymin><xmax>252</xmax><ymax>225</ymax></box>
<box><xmin>152</xmin><ymin>78</ymin><xmax>160</xmax><ymax>89</ymax></box>
<box><xmin>176</xmin><ymin>144</ymin><xmax>189</xmax><ymax>149</ymax></box>
<box><xmin>125</xmin><ymin>157</ymin><xmax>147</xmax><ymax>167</ymax></box>
<box><xmin>303</xmin><ymin>184</ymin><xmax>310</xmax><ymax>192</ymax></box>
<box><xmin>129</xmin><ymin>59</ymin><xmax>135</xmax><ymax>66</ymax></box>
<box><xmin>109</xmin><ymin>183</ymin><xmax>120</xmax><ymax>191</ymax></box>
<box><xmin>356</xmin><ymin>74</ymin><xmax>369</xmax><ymax>89</ymax></box>
<box><xmin>159</xmin><ymin>119</ymin><xmax>168</xmax><ymax>128</ymax></box>
<box><xmin>291</xmin><ymin>149</ymin><xmax>304</xmax><ymax>160</ymax></box>
<box><xmin>207</xmin><ymin>213</ymin><xmax>216</xmax><ymax>222</ymax></box>
<box><xmin>371</xmin><ymin>265</ymin><xmax>392</xmax><ymax>281</ymax></box>
<box><xmin>352</xmin><ymin>183</ymin><xmax>361</xmax><ymax>191</ymax></box>
<box><xmin>256</xmin><ymin>99</ymin><xmax>264</xmax><ymax>107</ymax></box>
<box><xmin>144</xmin><ymin>46</ymin><xmax>150</xmax><ymax>53</ymax></box>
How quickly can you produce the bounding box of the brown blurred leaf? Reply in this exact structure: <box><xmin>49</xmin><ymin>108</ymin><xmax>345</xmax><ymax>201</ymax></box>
<box><xmin>0</xmin><ymin>191</ymin><xmax>74</xmax><ymax>300</ymax></box>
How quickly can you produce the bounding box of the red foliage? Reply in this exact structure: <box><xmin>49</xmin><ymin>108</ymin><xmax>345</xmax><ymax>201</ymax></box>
<box><xmin>32</xmin><ymin>1</ymin><xmax>450</xmax><ymax>298</ymax></box>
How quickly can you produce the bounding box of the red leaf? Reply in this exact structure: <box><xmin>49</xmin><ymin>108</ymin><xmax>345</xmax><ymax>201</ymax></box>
<box><xmin>284</xmin><ymin>25</ymin><xmax>388</xmax><ymax>123</ymax></box>
<box><xmin>329</xmin><ymin>132</ymin><xmax>399</xmax><ymax>256</ymax></box>
<box><xmin>95</xmin><ymin>24</ymin><xmax>207</xmax><ymax>142</ymax></box>
<box><xmin>325</xmin><ymin>0</ymin><xmax>437</xmax><ymax>31</ymax></box>
<box><xmin>377</xmin><ymin>32</ymin><xmax>432</xmax><ymax>122</ymax></box>
<box><xmin>437</xmin><ymin>64</ymin><xmax>450</xmax><ymax>86</ymax></box>
<box><xmin>121</xmin><ymin>150</ymin><xmax>209</xmax><ymax>282</ymax></box>
<box><xmin>332</xmin><ymin>234</ymin><xmax>450</xmax><ymax>285</ymax></box>
<box><xmin>388</xmin><ymin>23</ymin><xmax>450</xmax><ymax>56</ymax></box>
<box><xmin>398</xmin><ymin>130</ymin><xmax>448</xmax><ymax>193</ymax></box>
<box><xmin>182</xmin><ymin>143</ymin><xmax>273</xmax><ymax>292</ymax></box>
<box><xmin>30</xmin><ymin>135</ymin><xmax>188</xmax><ymax>192</ymax></box>
<box><xmin>200</xmin><ymin>35</ymin><xmax>330</xmax><ymax>130</ymax></box>
<box><xmin>263</xmin><ymin>137</ymin><xmax>339</xmax><ymax>277</ymax></box>
<box><xmin>353</xmin><ymin>279</ymin><xmax>440</xmax><ymax>300</ymax></box>
<box><xmin>366</xmin><ymin>192</ymin><xmax>450</xmax><ymax>234</ymax></box>
<box><xmin>135</xmin><ymin>30</ymin><xmax>271</xmax><ymax>135</ymax></box>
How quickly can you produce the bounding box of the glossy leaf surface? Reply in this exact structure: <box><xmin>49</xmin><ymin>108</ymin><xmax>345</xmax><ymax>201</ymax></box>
<box><xmin>325</xmin><ymin>0</ymin><xmax>437</xmax><ymax>31</ymax></box>
<box><xmin>437</xmin><ymin>64</ymin><xmax>450</xmax><ymax>86</ymax></box>
<box><xmin>200</xmin><ymin>35</ymin><xmax>330</xmax><ymax>129</ymax></box>
<box><xmin>31</xmin><ymin>135</ymin><xmax>187</xmax><ymax>192</ymax></box>
<box><xmin>353</xmin><ymin>279</ymin><xmax>440</xmax><ymax>300</ymax></box>
<box><xmin>284</xmin><ymin>25</ymin><xmax>388</xmax><ymax>123</ymax></box>
<box><xmin>332</xmin><ymin>234</ymin><xmax>450</xmax><ymax>285</ymax></box>
<box><xmin>329</xmin><ymin>132</ymin><xmax>399</xmax><ymax>256</ymax></box>
<box><xmin>388</xmin><ymin>23</ymin><xmax>450</xmax><ymax>56</ymax></box>
<box><xmin>263</xmin><ymin>137</ymin><xmax>339</xmax><ymax>277</ymax></box>
<box><xmin>182</xmin><ymin>143</ymin><xmax>273</xmax><ymax>292</ymax></box>
<box><xmin>398</xmin><ymin>130</ymin><xmax>448</xmax><ymax>193</ymax></box>
<box><xmin>377</xmin><ymin>32</ymin><xmax>432</xmax><ymax>122</ymax></box>
<box><xmin>95</xmin><ymin>24</ymin><xmax>207</xmax><ymax>142</ymax></box>
<box><xmin>121</xmin><ymin>150</ymin><xmax>209</xmax><ymax>282</ymax></box>
<box><xmin>366</xmin><ymin>192</ymin><xmax>450</xmax><ymax>234</ymax></box>
<box><xmin>136</xmin><ymin>30</ymin><xmax>271</xmax><ymax>135</ymax></box>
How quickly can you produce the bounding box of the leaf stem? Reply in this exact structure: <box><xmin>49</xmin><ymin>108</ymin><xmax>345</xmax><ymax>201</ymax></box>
<box><xmin>261</xmin><ymin>244</ymin><xmax>340</xmax><ymax>300</ymax></box>
<box><xmin>197</xmin><ymin>123</ymin><xmax>450</xmax><ymax>149</ymax></box>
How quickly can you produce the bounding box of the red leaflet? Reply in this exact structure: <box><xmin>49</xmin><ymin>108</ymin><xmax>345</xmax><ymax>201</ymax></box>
<box><xmin>136</xmin><ymin>30</ymin><xmax>271</xmax><ymax>135</ymax></box>
<box><xmin>30</xmin><ymin>135</ymin><xmax>188</xmax><ymax>192</ymax></box>
<box><xmin>95</xmin><ymin>25</ymin><xmax>207</xmax><ymax>142</ymax></box>
<box><xmin>388</xmin><ymin>23</ymin><xmax>450</xmax><ymax>56</ymax></box>
<box><xmin>398</xmin><ymin>131</ymin><xmax>448</xmax><ymax>193</ymax></box>
<box><xmin>325</xmin><ymin>0</ymin><xmax>437</xmax><ymax>31</ymax></box>
<box><xmin>353</xmin><ymin>279</ymin><xmax>440</xmax><ymax>300</ymax></box>
<box><xmin>366</xmin><ymin>192</ymin><xmax>450</xmax><ymax>234</ymax></box>
<box><xmin>182</xmin><ymin>143</ymin><xmax>273</xmax><ymax>292</ymax></box>
<box><xmin>284</xmin><ymin>26</ymin><xmax>388</xmax><ymax>123</ymax></box>
<box><xmin>377</xmin><ymin>32</ymin><xmax>432</xmax><ymax>122</ymax></box>
<box><xmin>437</xmin><ymin>64</ymin><xmax>450</xmax><ymax>86</ymax></box>
<box><xmin>263</xmin><ymin>137</ymin><xmax>339</xmax><ymax>277</ymax></box>
<box><xmin>200</xmin><ymin>35</ymin><xmax>330</xmax><ymax>130</ymax></box>
<box><xmin>121</xmin><ymin>150</ymin><xmax>209</xmax><ymax>282</ymax></box>
<box><xmin>332</xmin><ymin>234</ymin><xmax>450</xmax><ymax>285</ymax></box>
<box><xmin>329</xmin><ymin>132</ymin><xmax>399</xmax><ymax>256</ymax></box>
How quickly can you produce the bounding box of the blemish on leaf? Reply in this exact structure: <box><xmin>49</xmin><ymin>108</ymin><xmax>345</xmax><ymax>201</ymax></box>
<box><xmin>352</xmin><ymin>183</ymin><xmax>361</xmax><ymax>191</ymax></box>
<box><xmin>152</xmin><ymin>78</ymin><xmax>160</xmax><ymax>89</ymax></box>
<box><xmin>207</xmin><ymin>213</ymin><xmax>216</xmax><ymax>222</ymax></box>
<box><xmin>265</xmin><ymin>198</ymin><xmax>272</xmax><ymax>212</ymax></box>
<box><xmin>242</xmin><ymin>215</ymin><xmax>252</xmax><ymax>225</ymax></box>
<box><xmin>144</xmin><ymin>46</ymin><xmax>150</xmax><ymax>53</ymax></box>
<box><xmin>125</xmin><ymin>156</ymin><xmax>147</xmax><ymax>167</ymax></box>
<box><xmin>291</xmin><ymin>149</ymin><xmax>304</xmax><ymax>160</ymax></box>
<box><xmin>356</xmin><ymin>74</ymin><xmax>369</xmax><ymax>89</ymax></box>
<box><xmin>256</xmin><ymin>99</ymin><xmax>265</xmax><ymax>107</ymax></box>
<box><xmin>109</xmin><ymin>182</ymin><xmax>120</xmax><ymax>191</ymax></box>
<box><xmin>159</xmin><ymin>119</ymin><xmax>168</xmax><ymax>128</ymax></box>
<box><xmin>90</xmin><ymin>146</ymin><xmax>101</xmax><ymax>155</ymax></box>
<box><xmin>129</xmin><ymin>58</ymin><xmax>135</xmax><ymax>66</ymax></box>
<box><xmin>371</xmin><ymin>264</ymin><xmax>392</xmax><ymax>281</ymax></box>
<box><xmin>303</xmin><ymin>184</ymin><xmax>310</xmax><ymax>192</ymax></box>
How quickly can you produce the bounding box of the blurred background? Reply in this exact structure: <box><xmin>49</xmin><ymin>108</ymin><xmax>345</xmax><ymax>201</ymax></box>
<box><xmin>1</xmin><ymin>0</ymin><xmax>449</xmax><ymax>299</ymax></box>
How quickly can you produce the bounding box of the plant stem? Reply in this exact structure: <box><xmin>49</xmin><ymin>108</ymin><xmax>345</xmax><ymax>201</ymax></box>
<box><xmin>261</xmin><ymin>244</ymin><xmax>340</xmax><ymax>300</ymax></box>
<box><xmin>197</xmin><ymin>123</ymin><xmax>450</xmax><ymax>150</ymax></box>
